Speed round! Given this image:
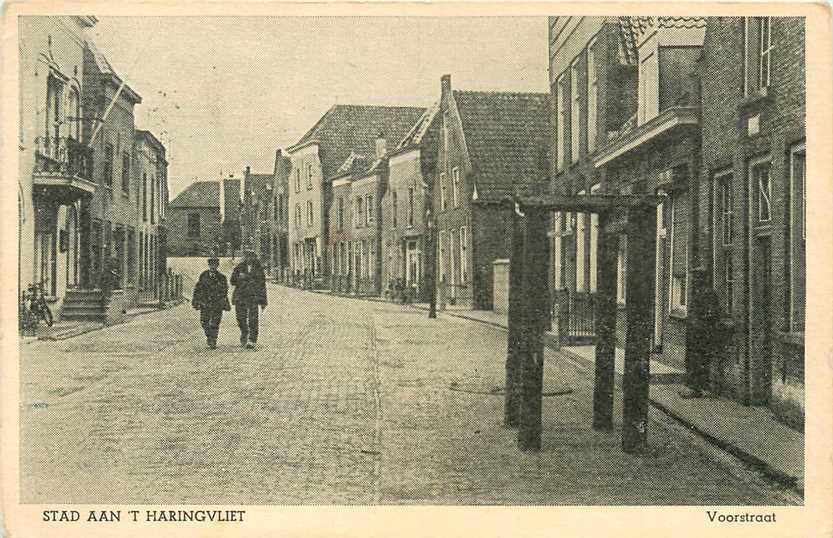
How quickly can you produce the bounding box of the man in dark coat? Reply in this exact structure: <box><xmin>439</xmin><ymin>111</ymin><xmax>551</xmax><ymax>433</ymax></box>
<box><xmin>192</xmin><ymin>257</ymin><xmax>229</xmax><ymax>349</ymax></box>
<box><xmin>230</xmin><ymin>249</ymin><xmax>267</xmax><ymax>349</ymax></box>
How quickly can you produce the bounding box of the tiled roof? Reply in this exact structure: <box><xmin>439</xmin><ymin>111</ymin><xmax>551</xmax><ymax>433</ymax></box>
<box><xmin>170</xmin><ymin>178</ymin><xmax>241</xmax><ymax>209</ymax></box>
<box><xmin>453</xmin><ymin>90</ymin><xmax>551</xmax><ymax>202</ymax></box>
<box><xmin>290</xmin><ymin>105</ymin><xmax>426</xmax><ymax>180</ymax></box>
<box><xmin>397</xmin><ymin>100</ymin><xmax>441</xmax><ymax>150</ymax></box>
<box><xmin>170</xmin><ymin>181</ymin><xmax>220</xmax><ymax>208</ymax></box>
<box><xmin>618</xmin><ymin>17</ymin><xmax>706</xmax><ymax>65</ymax></box>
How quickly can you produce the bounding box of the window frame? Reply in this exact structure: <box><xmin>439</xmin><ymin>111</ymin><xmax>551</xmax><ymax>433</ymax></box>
<box><xmin>586</xmin><ymin>38</ymin><xmax>598</xmax><ymax>154</ymax></box>
<box><xmin>306</xmin><ymin>164</ymin><xmax>313</xmax><ymax>190</ymax></box>
<box><xmin>366</xmin><ymin>194</ymin><xmax>374</xmax><ymax>225</ymax></box>
<box><xmin>717</xmin><ymin>171</ymin><xmax>734</xmax><ymax>246</ymax></box>
<box><xmin>556</xmin><ymin>74</ymin><xmax>566</xmax><ymax>171</ymax></box>
<box><xmin>452</xmin><ymin>167</ymin><xmax>460</xmax><ymax>207</ymax></box>
<box><xmin>789</xmin><ymin>143</ymin><xmax>806</xmax><ymax>332</ymax></box>
<box><xmin>440</xmin><ymin>172</ymin><xmax>448</xmax><ymax>211</ymax></box>
<box><xmin>392</xmin><ymin>190</ymin><xmax>398</xmax><ymax>228</ymax></box>
<box><xmin>407</xmin><ymin>186</ymin><xmax>415</xmax><ymax>227</ymax></box>
<box><xmin>752</xmin><ymin>158</ymin><xmax>773</xmax><ymax>223</ymax></box>
<box><xmin>459</xmin><ymin>225</ymin><xmax>468</xmax><ymax>284</ymax></box>
<box><xmin>570</xmin><ymin>58</ymin><xmax>581</xmax><ymax>163</ymax></box>
<box><xmin>306</xmin><ymin>200</ymin><xmax>314</xmax><ymax>227</ymax></box>
<box><xmin>121</xmin><ymin>152</ymin><xmax>131</xmax><ymax>194</ymax></box>
<box><xmin>758</xmin><ymin>17</ymin><xmax>773</xmax><ymax>90</ymax></box>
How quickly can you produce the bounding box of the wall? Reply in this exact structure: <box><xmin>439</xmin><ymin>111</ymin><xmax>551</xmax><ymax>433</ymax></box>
<box><xmin>167</xmin><ymin>207</ymin><xmax>221</xmax><ymax>257</ymax></box>
<box><xmin>287</xmin><ymin>143</ymin><xmax>324</xmax><ymax>274</ymax></box>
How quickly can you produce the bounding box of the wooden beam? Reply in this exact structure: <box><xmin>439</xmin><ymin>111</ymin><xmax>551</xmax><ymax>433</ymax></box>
<box><xmin>518</xmin><ymin>206</ymin><xmax>549</xmax><ymax>451</ymax></box>
<box><xmin>622</xmin><ymin>204</ymin><xmax>657</xmax><ymax>453</ymax></box>
<box><xmin>593</xmin><ymin>216</ymin><xmax>618</xmax><ymax>431</ymax></box>
<box><xmin>504</xmin><ymin>208</ymin><xmax>525</xmax><ymax>427</ymax></box>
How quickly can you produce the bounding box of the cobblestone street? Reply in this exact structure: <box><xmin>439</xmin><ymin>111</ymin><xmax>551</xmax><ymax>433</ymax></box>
<box><xmin>20</xmin><ymin>285</ymin><xmax>793</xmax><ymax>505</ymax></box>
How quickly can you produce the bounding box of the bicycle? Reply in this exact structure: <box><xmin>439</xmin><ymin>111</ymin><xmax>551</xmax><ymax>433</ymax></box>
<box><xmin>20</xmin><ymin>282</ymin><xmax>54</xmax><ymax>333</ymax></box>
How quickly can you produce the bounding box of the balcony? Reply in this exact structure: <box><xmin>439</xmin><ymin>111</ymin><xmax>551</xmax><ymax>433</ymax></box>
<box><xmin>33</xmin><ymin>136</ymin><xmax>96</xmax><ymax>204</ymax></box>
<box><xmin>592</xmin><ymin>106</ymin><xmax>699</xmax><ymax>168</ymax></box>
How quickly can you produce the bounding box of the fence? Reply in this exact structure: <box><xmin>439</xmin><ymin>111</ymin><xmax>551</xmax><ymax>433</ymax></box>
<box><xmin>553</xmin><ymin>289</ymin><xmax>597</xmax><ymax>345</ymax></box>
<box><xmin>137</xmin><ymin>269</ymin><xmax>186</xmax><ymax>306</ymax></box>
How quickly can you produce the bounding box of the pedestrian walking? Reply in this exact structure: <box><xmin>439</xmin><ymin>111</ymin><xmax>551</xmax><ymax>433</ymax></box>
<box><xmin>192</xmin><ymin>257</ymin><xmax>230</xmax><ymax>349</ymax></box>
<box><xmin>230</xmin><ymin>249</ymin><xmax>268</xmax><ymax>349</ymax></box>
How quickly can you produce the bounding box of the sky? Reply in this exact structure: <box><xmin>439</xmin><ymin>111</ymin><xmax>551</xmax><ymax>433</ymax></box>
<box><xmin>89</xmin><ymin>17</ymin><xmax>549</xmax><ymax>198</ymax></box>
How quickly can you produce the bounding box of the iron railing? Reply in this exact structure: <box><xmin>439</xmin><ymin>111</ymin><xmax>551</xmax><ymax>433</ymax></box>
<box><xmin>34</xmin><ymin>136</ymin><xmax>93</xmax><ymax>180</ymax></box>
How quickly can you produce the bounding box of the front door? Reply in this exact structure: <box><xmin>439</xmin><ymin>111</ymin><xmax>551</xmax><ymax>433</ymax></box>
<box><xmin>751</xmin><ymin>236</ymin><xmax>773</xmax><ymax>403</ymax></box>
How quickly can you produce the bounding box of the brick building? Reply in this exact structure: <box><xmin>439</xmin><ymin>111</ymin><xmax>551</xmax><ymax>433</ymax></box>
<box><xmin>381</xmin><ymin>102</ymin><xmax>441</xmax><ymax>301</ymax></box>
<box><xmin>167</xmin><ymin>178</ymin><xmax>240</xmax><ymax>257</ymax></box>
<box><xmin>286</xmin><ymin>104</ymin><xmax>424</xmax><ymax>286</ymax></box>
<box><xmin>432</xmin><ymin>75</ymin><xmax>550</xmax><ymax>310</ymax></box>
<box><xmin>699</xmin><ymin>17</ymin><xmax>805</xmax><ymax>426</ymax></box>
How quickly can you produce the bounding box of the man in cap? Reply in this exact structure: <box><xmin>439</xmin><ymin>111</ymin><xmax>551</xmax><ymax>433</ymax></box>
<box><xmin>192</xmin><ymin>256</ymin><xmax>230</xmax><ymax>349</ymax></box>
<box><xmin>230</xmin><ymin>248</ymin><xmax>267</xmax><ymax>349</ymax></box>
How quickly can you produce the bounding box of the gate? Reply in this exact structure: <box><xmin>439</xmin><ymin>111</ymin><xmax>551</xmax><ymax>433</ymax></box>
<box><xmin>554</xmin><ymin>288</ymin><xmax>597</xmax><ymax>345</ymax></box>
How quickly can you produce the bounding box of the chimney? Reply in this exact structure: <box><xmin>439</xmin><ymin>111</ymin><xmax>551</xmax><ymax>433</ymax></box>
<box><xmin>375</xmin><ymin>132</ymin><xmax>387</xmax><ymax>159</ymax></box>
<box><xmin>441</xmin><ymin>74</ymin><xmax>451</xmax><ymax>99</ymax></box>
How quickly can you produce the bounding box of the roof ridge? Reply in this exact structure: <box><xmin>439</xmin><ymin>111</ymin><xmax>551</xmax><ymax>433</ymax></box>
<box><xmin>453</xmin><ymin>89</ymin><xmax>549</xmax><ymax>97</ymax></box>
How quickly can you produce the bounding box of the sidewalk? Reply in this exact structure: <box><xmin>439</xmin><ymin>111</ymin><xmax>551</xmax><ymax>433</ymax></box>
<box><xmin>410</xmin><ymin>301</ymin><xmax>804</xmax><ymax>494</ymax></box>
<box><xmin>31</xmin><ymin>301</ymin><xmax>183</xmax><ymax>342</ymax></box>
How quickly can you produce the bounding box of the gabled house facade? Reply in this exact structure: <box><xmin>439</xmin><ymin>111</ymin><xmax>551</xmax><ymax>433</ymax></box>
<box><xmin>381</xmin><ymin>102</ymin><xmax>441</xmax><ymax>302</ymax></box>
<box><xmin>167</xmin><ymin>178</ymin><xmax>240</xmax><ymax>257</ymax></box>
<box><xmin>286</xmin><ymin>104</ymin><xmax>425</xmax><ymax>287</ymax></box>
<box><xmin>81</xmin><ymin>40</ymin><xmax>143</xmax><ymax>304</ymax></box>
<box><xmin>699</xmin><ymin>17</ymin><xmax>805</xmax><ymax>427</ymax></box>
<box><xmin>432</xmin><ymin>75</ymin><xmax>551</xmax><ymax>310</ymax></box>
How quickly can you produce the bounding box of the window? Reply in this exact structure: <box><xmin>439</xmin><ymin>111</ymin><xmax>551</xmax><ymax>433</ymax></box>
<box><xmin>392</xmin><ymin>191</ymin><xmax>399</xmax><ymax>228</ymax></box>
<box><xmin>587</xmin><ymin>40</ymin><xmax>598</xmax><ymax>154</ymax></box>
<box><xmin>121</xmin><ymin>152</ymin><xmax>130</xmax><ymax>194</ymax></box>
<box><xmin>337</xmin><ymin>197</ymin><xmax>344</xmax><ymax>230</ymax></box>
<box><xmin>639</xmin><ymin>52</ymin><xmax>659</xmax><ymax>124</ymax></box>
<box><xmin>719</xmin><ymin>174</ymin><xmax>734</xmax><ymax>245</ymax></box>
<box><xmin>45</xmin><ymin>76</ymin><xmax>62</xmax><ymax>158</ymax></box>
<box><xmin>617</xmin><ymin>235</ymin><xmax>627</xmax><ymax>304</ymax></box>
<box><xmin>790</xmin><ymin>144</ymin><xmax>806</xmax><ymax>332</ymax></box>
<box><xmin>103</xmin><ymin>143</ymin><xmax>114</xmax><ymax>188</ymax></box>
<box><xmin>127</xmin><ymin>228</ymin><xmax>136</xmax><ymax>283</ymax></box>
<box><xmin>150</xmin><ymin>176</ymin><xmax>156</xmax><ymax>224</ymax></box>
<box><xmin>442</xmin><ymin>109</ymin><xmax>449</xmax><ymax>153</ymax></box>
<box><xmin>460</xmin><ymin>226</ymin><xmax>467</xmax><ymax>284</ymax></box>
<box><xmin>452</xmin><ymin>167</ymin><xmax>460</xmax><ymax>207</ymax></box>
<box><xmin>306</xmin><ymin>200</ymin><xmax>314</xmax><ymax>227</ymax></box>
<box><xmin>440</xmin><ymin>173</ymin><xmax>448</xmax><ymax>210</ymax></box>
<box><xmin>743</xmin><ymin>18</ymin><xmax>750</xmax><ymax>97</ymax></box>
<box><xmin>758</xmin><ymin>17</ymin><xmax>772</xmax><ymax>90</ymax></box>
<box><xmin>725</xmin><ymin>254</ymin><xmax>735</xmax><ymax>314</ymax></box>
<box><xmin>307</xmin><ymin>164</ymin><xmax>313</xmax><ymax>189</ymax></box>
<box><xmin>556</xmin><ymin>74</ymin><xmax>566</xmax><ymax>171</ymax></box>
<box><xmin>576</xmin><ymin>210</ymin><xmax>586</xmax><ymax>292</ymax></box>
<box><xmin>553</xmin><ymin>212</ymin><xmax>562</xmax><ymax>289</ymax></box>
<box><xmin>67</xmin><ymin>88</ymin><xmax>80</xmax><ymax>140</ymax></box>
<box><xmin>589</xmin><ymin>212</ymin><xmax>599</xmax><ymax>293</ymax></box>
<box><xmin>295</xmin><ymin>204</ymin><xmax>302</xmax><ymax>228</ymax></box>
<box><xmin>142</xmin><ymin>172</ymin><xmax>148</xmax><ymax>221</ymax></box>
<box><xmin>366</xmin><ymin>195</ymin><xmax>374</xmax><ymax>224</ymax></box>
<box><xmin>407</xmin><ymin>187</ymin><xmax>415</xmax><ymax>227</ymax></box>
<box><xmin>295</xmin><ymin>168</ymin><xmax>301</xmax><ymax>192</ymax></box>
<box><xmin>187</xmin><ymin>213</ymin><xmax>201</xmax><ymax>237</ymax></box>
<box><xmin>670</xmin><ymin>192</ymin><xmax>690</xmax><ymax>313</ymax></box>
<box><xmin>753</xmin><ymin>160</ymin><xmax>772</xmax><ymax>222</ymax></box>
<box><xmin>369</xmin><ymin>240</ymin><xmax>376</xmax><ymax>278</ymax></box>
<box><xmin>355</xmin><ymin>197</ymin><xmax>364</xmax><ymax>228</ymax></box>
<box><xmin>570</xmin><ymin>59</ymin><xmax>581</xmax><ymax>163</ymax></box>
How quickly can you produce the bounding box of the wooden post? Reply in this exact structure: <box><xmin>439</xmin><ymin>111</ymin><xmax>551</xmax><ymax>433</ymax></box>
<box><xmin>622</xmin><ymin>204</ymin><xmax>656</xmax><ymax>453</ymax></box>
<box><xmin>593</xmin><ymin>214</ymin><xmax>618</xmax><ymax>431</ymax></box>
<box><xmin>504</xmin><ymin>207</ymin><xmax>525</xmax><ymax>428</ymax></box>
<box><xmin>518</xmin><ymin>206</ymin><xmax>549</xmax><ymax>451</ymax></box>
